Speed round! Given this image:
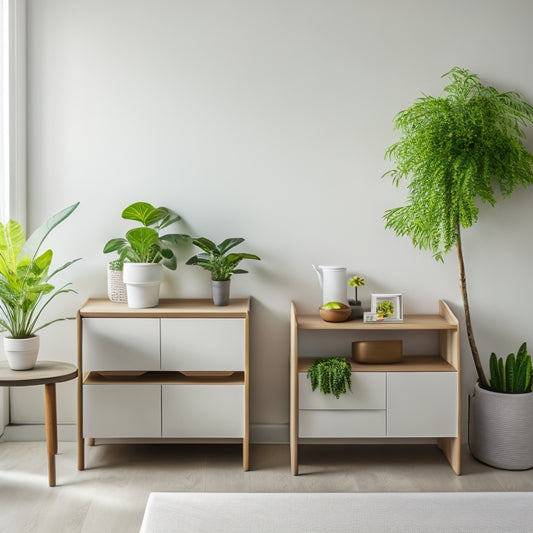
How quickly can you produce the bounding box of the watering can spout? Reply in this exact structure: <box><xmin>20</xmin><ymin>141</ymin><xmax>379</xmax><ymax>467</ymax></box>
<box><xmin>312</xmin><ymin>265</ymin><xmax>323</xmax><ymax>288</ymax></box>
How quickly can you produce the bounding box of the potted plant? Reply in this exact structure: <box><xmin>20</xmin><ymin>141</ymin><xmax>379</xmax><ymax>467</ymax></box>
<box><xmin>186</xmin><ymin>237</ymin><xmax>260</xmax><ymax>306</ymax></box>
<box><xmin>103</xmin><ymin>202</ymin><xmax>190</xmax><ymax>308</ymax></box>
<box><xmin>0</xmin><ymin>202</ymin><xmax>81</xmax><ymax>370</ymax></box>
<box><xmin>106</xmin><ymin>258</ymin><xmax>127</xmax><ymax>304</ymax></box>
<box><xmin>306</xmin><ymin>357</ymin><xmax>352</xmax><ymax>399</ymax></box>
<box><xmin>348</xmin><ymin>275</ymin><xmax>365</xmax><ymax>318</ymax></box>
<box><xmin>383</xmin><ymin>67</ymin><xmax>533</xmax><ymax>468</ymax></box>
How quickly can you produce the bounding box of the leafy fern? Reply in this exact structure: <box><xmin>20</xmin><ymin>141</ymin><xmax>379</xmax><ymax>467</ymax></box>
<box><xmin>307</xmin><ymin>357</ymin><xmax>352</xmax><ymax>399</ymax></box>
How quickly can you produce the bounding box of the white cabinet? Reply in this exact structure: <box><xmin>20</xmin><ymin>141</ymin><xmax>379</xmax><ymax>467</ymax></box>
<box><xmin>387</xmin><ymin>372</ymin><xmax>458</xmax><ymax>437</ymax></box>
<box><xmin>78</xmin><ymin>298</ymin><xmax>250</xmax><ymax>471</ymax></box>
<box><xmin>290</xmin><ymin>300</ymin><xmax>461</xmax><ymax>475</ymax></box>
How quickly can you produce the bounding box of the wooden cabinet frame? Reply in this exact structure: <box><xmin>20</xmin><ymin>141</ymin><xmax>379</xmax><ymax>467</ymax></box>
<box><xmin>77</xmin><ymin>298</ymin><xmax>250</xmax><ymax>471</ymax></box>
<box><xmin>290</xmin><ymin>300</ymin><xmax>461</xmax><ymax>475</ymax></box>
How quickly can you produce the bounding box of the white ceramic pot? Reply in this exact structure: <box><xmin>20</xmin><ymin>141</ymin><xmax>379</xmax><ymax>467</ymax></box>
<box><xmin>211</xmin><ymin>280</ymin><xmax>231</xmax><ymax>306</ymax></box>
<box><xmin>469</xmin><ymin>382</ymin><xmax>533</xmax><ymax>470</ymax></box>
<box><xmin>4</xmin><ymin>335</ymin><xmax>40</xmax><ymax>370</ymax></box>
<box><xmin>122</xmin><ymin>263</ymin><xmax>163</xmax><ymax>308</ymax></box>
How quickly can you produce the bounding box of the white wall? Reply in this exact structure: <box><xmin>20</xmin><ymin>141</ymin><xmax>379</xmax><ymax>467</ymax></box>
<box><xmin>9</xmin><ymin>0</ymin><xmax>533</xmax><ymax>440</ymax></box>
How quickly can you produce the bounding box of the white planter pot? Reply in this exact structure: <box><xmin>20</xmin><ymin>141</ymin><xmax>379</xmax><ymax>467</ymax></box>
<box><xmin>469</xmin><ymin>382</ymin><xmax>533</xmax><ymax>470</ymax></box>
<box><xmin>211</xmin><ymin>280</ymin><xmax>231</xmax><ymax>306</ymax></box>
<box><xmin>3</xmin><ymin>335</ymin><xmax>40</xmax><ymax>371</ymax></box>
<box><xmin>123</xmin><ymin>263</ymin><xmax>163</xmax><ymax>308</ymax></box>
<box><xmin>107</xmin><ymin>265</ymin><xmax>128</xmax><ymax>304</ymax></box>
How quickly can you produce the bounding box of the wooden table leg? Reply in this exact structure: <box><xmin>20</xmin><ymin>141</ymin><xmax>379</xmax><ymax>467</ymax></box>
<box><xmin>44</xmin><ymin>383</ymin><xmax>57</xmax><ymax>487</ymax></box>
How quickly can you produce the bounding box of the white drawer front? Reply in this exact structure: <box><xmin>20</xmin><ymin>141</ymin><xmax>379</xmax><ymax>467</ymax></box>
<box><xmin>162</xmin><ymin>384</ymin><xmax>244</xmax><ymax>437</ymax></box>
<box><xmin>299</xmin><ymin>372</ymin><xmax>386</xmax><ymax>410</ymax></box>
<box><xmin>83</xmin><ymin>384</ymin><xmax>161</xmax><ymax>438</ymax></box>
<box><xmin>82</xmin><ymin>318</ymin><xmax>160</xmax><ymax>371</ymax></box>
<box><xmin>299</xmin><ymin>410</ymin><xmax>386</xmax><ymax>438</ymax></box>
<box><xmin>387</xmin><ymin>372</ymin><xmax>458</xmax><ymax>437</ymax></box>
<box><xmin>161</xmin><ymin>318</ymin><xmax>245</xmax><ymax>371</ymax></box>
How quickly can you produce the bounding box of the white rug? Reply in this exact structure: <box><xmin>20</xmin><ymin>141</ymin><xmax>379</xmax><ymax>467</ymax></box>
<box><xmin>140</xmin><ymin>491</ymin><xmax>533</xmax><ymax>532</ymax></box>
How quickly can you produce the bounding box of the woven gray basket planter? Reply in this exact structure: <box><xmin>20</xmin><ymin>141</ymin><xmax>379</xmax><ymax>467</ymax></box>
<box><xmin>469</xmin><ymin>382</ymin><xmax>533</xmax><ymax>470</ymax></box>
<box><xmin>107</xmin><ymin>266</ymin><xmax>128</xmax><ymax>304</ymax></box>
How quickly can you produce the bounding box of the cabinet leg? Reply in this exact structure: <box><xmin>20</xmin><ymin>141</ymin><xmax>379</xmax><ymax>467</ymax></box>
<box><xmin>243</xmin><ymin>439</ymin><xmax>249</xmax><ymax>472</ymax></box>
<box><xmin>290</xmin><ymin>440</ymin><xmax>298</xmax><ymax>476</ymax></box>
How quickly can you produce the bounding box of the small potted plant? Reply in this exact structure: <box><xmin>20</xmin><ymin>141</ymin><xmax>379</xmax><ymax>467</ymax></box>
<box><xmin>186</xmin><ymin>237</ymin><xmax>260</xmax><ymax>306</ymax></box>
<box><xmin>306</xmin><ymin>357</ymin><xmax>352</xmax><ymax>399</ymax></box>
<box><xmin>103</xmin><ymin>202</ymin><xmax>190</xmax><ymax>308</ymax></box>
<box><xmin>348</xmin><ymin>275</ymin><xmax>365</xmax><ymax>319</ymax></box>
<box><xmin>0</xmin><ymin>202</ymin><xmax>81</xmax><ymax>370</ymax></box>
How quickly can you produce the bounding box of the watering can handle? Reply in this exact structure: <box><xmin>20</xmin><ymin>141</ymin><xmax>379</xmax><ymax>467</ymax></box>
<box><xmin>312</xmin><ymin>265</ymin><xmax>323</xmax><ymax>288</ymax></box>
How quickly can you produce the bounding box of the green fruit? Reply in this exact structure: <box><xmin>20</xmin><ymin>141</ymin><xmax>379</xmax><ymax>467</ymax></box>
<box><xmin>321</xmin><ymin>301</ymin><xmax>345</xmax><ymax>310</ymax></box>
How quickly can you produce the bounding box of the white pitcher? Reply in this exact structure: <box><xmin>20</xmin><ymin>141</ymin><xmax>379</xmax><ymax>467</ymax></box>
<box><xmin>312</xmin><ymin>265</ymin><xmax>348</xmax><ymax>305</ymax></box>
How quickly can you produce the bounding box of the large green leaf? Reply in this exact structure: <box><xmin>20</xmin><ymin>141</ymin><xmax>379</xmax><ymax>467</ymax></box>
<box><xmin>122</xmin><ymin>202</ymin><xmax>167</xmax><ymax>227</ymax></box>
<box><xmin>126</xmin><ymin>227</ymin><xmax>159</xmax><ymax>262</ymax></box>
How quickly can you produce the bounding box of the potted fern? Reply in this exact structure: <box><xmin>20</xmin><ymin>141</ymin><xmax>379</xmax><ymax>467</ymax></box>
<box><xmin>103</xmin><ymin>202</ymin><xmax>190</xmax><ymax>308</ymax></box>
<box><xmin>186</xmin><ymin>237</ymin><xmax>260</xmax><ymax>306</ymax></box>
<box><xmin>0</xmin><ymin>203</ymin><xmax>81</xmax><ymax>370</ymax></box>
<box><xmin>383</xmin><ymin>67</ymin><xmax>533</xmax><ymax>469</ymax></box>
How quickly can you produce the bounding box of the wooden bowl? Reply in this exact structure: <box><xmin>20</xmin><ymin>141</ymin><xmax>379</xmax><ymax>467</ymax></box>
<box><xmin>319</xmin><ymin>306</ymin><xmax>352</xmax><ymax>322</ymax></box>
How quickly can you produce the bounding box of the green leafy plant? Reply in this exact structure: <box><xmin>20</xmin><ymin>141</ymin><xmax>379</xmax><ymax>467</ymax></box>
<box><xmin>103</xmin><ymin>202</ymin><xmax>190</xmax><ymax>270</ymax></box>
<box><xmin>376</xmin><ymin>300</ymin><xmax>394</xmax><ymax>318</ymax></box>
<box><xmin>348</xmin><ymin>275</ymin><xmax>365</xmax><ymax>303</ymax></box>
<box><xmin>306</xmin><ymin>357</ymin><xmax>352</xmax><ymax>399</ymax></box>
<box><xmin>0</xmin><ymin>202</ymin><xmax>81</xmax><ymax>338</ymax></box>
<box><xmin>383</xmin><ymin>67</ymin><xmax>533</xmax><ymax>389</ymax></box>
<box><xmin>489</xmin><ymin>343</ymin><xmax>532</xmax><ymax>393</ymax></box>
<box><xmin>186</xmin><ymin>237</ymin><xmax>260</xmax><ymax>281</ymax></box>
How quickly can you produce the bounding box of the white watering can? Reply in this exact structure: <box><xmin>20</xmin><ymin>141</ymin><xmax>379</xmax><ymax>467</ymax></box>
<box><xmin>312</xmin><ymin>265</ymin><xmax>348</xmax><ymax>305</ymax></box>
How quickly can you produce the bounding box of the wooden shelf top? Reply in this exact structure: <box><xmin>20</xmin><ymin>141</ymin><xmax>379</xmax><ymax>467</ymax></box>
<box><xmin>297</xmin><ymin>355</ymin><xmax>457</xmax><ymax>373</ymax></box>
<box><xmin>79</xmin><ymin>298</ymin><xmax>250</xmax><ymax>318</ymax></box>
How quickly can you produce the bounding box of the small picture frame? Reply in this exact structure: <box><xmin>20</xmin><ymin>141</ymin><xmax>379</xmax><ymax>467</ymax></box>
<box><xmin>370</xmin><ymin>293</ymin><xmax>403</xmax><ymax>322</ymax></box>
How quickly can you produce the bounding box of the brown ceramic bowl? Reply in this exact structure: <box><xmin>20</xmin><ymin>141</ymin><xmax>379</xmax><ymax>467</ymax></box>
<box><xmin>319</xmin><ymin>305</ymin><xmax>352</xmax><ymax>322</ymax></box>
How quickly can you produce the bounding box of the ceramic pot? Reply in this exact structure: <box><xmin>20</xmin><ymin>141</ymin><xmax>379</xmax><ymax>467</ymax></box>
<box><xmin>4</xmin><ymin>335</ymin><xmax>40</xmax><ymax>370</ymax></box>
<box><xmin>212</xmin><ymin>280</ymin><xmax>230</xmax><ymax>306</ymax></box>
<box><xmin>348</xmin><ymin>299</ymin><xmax>363</xmax><ymax>319</ymax></box>
<box><xmin>469</xmin><ymin>382</ymin><xmax>533</xmax><ymax>470</ymax></box>
<box><xmin>123</xmin><ymin>263</ymin><xmax>163</xmax><ymax>308</ymax></box>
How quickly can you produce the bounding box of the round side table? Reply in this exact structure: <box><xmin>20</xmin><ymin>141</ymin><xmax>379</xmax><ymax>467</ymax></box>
<box><xmin>0</xmin><ymin>360</ymin><xmax>78</xmax><ymax>487</ymax></box>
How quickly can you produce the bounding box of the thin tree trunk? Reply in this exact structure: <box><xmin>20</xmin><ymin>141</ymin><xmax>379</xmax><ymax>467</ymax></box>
<box><xmin>456</xmin><ymin>225</ymin><xmax>489</xmax><ymax>389</ymax></box>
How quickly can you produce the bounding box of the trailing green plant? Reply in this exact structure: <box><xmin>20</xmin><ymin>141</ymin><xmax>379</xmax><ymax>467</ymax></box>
<box><xmin>0</xmin><ymin>202</ymin><xmax>81</xmax><ymax>338</ymax></box>
<box><xmin>103</xmin><ymin>202</ymin><xmax>190</xmax><ymax>270</ymax></box>
<box><xmin>306</xmin><ymin>357</ymin><xmax>352</xmax><ymax>399</ymax></box>
<box><xmin>383</xmin><ymin>67</ymin><xmax>533</xmax><ymax>389</ymax></box>
<box><xmin>186</xmin><ymin>237</ymin><xmax>260</xmax><ymax>281</ymax></box>
<box><xmin>489</xmin><ymin>342</ymin><xmax>532</xmax><ymax>394</ymax></box>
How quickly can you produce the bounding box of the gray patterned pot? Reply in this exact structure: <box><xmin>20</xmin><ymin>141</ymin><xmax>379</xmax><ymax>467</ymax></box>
<box><xmin>469</xmin><ymin>382</ymin><xmax>533</xmax><ymax>470</ymax></box>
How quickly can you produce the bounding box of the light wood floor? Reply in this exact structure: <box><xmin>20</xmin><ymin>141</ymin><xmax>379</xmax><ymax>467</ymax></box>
<box><xmin>1</xmin><ymin>441</ymin><xmax>533</xmax><ymax>533</ymax></box>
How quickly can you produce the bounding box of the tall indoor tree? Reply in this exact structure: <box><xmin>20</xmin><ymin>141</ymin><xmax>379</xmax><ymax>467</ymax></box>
<box><xmin>383</xmin><ymin>67</ymin><xmax>533</xmax><ymax>389</ymax></box>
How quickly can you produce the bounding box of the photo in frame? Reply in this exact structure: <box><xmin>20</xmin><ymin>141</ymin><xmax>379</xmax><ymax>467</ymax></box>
<box><xmin>370</xmin><ymin>293</ymin><xmax>403</xmax><ymax>322</ymax></box>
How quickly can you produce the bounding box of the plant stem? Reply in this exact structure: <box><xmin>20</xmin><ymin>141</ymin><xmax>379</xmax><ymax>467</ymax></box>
<box><xmin>456</xmin><ymin>225</ymin><xmax>489</xmax><ymax>388</ymax></box>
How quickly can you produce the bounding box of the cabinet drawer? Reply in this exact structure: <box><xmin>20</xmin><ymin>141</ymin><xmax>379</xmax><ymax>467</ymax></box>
<box><xmin>299</xmin><ymin>410</ymin><xmax>386</xmax><ymax>438</ymax></box>
<box><xmin>82</xmin><ymin>318</ymin><xmax>160</xmax><ymax>371</ymax></box>
<box><xmin>161</xmin><ymin>318</ymin><xmax>245</xmax><ymax>371</ymax></box>
<box><xmin>83</xmin><ymin>384</ymin><xmax>161</xmax><ymax>438</ymax></box>
<box><xmin>387</xmin><ymin>372</ymin><xmax>458</xmax><ymax>437</ymax></box>
<box><xmin>162</xmin><ymin>384</ymin><xmax>244</xmax><ymax>437</ymax></box>
<box><xmin>299</xmin><ymin>372</ymin><xmax>386</xmax><ymax>410</ymax></box>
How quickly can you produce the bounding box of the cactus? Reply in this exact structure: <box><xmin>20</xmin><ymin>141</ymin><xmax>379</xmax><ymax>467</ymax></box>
<box><xmin>307</xmin><ymin>357</ymin><xmax>352</xmax><ymax>399</ymax></box>
<box><xmin>489</xmin><ymin>342</ymin><xmax>532</xmax><ymax>393</ymax></box>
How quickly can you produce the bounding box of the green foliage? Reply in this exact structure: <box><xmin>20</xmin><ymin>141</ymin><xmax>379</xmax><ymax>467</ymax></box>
<box><xmin>0</xmin><ymin>203</ymin><xmax>80</xmax><ymax>338</ymax></box>
<box><xmin>376</xmin><ymin>300</ymin><xmax>394</xmax><ymax>318</ymax></box>
<box><xmin>103</xmin><ymin>202</ymin><xmax>190</xmax><ymax>270</ymax></box>
<box><xmin>383</xmin><ymin>67</ymin><xmax>533</xmax><ymax>261</ymax></box>
<box><xmin>348</xmin><ymin>275</ymin><xmax>365</xmax><ymax>302</ymax></box>
<box><xmin>489</xmin><ymin>342</ymin><xmax>532</xmax><ymax>394</ymax></box>
<box><xmin>306</xmin><ymin>357</ymin><xmax>352</xmax><ymax>399</ymax></box>
<box><xmin>186</xmin><ymin>237</ymin><xmax>260</xmax><ymax>281</ymax></box>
